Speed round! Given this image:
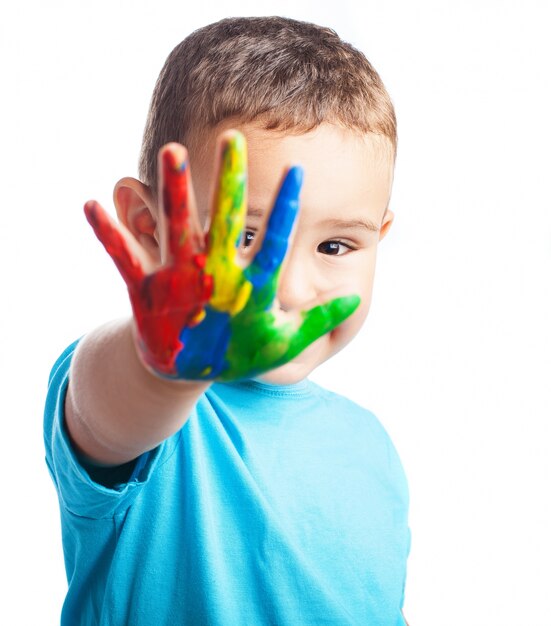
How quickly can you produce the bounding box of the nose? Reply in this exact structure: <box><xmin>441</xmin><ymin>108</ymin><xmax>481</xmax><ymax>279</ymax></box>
<box><xmin>276</xmin><ymin>245</ymin><xmax>317</xmax><ymax>312</ymax></box>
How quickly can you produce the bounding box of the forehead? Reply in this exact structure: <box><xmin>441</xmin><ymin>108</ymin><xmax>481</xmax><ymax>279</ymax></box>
<box><xmin>190</xmin><ymin>122</ymin><xmax>394</xmax><ymax>223</ymax></box>
<box><xmin>255</xmin><ymin>124</ymin><xmax>391</xmax><ymax>205</ymax></box>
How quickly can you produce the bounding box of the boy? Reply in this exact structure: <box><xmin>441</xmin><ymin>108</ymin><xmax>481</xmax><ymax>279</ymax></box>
<box><xmin>44</xmin><ymin>16</ymin><xmax>410</xmax><ymax>625</ymax></box>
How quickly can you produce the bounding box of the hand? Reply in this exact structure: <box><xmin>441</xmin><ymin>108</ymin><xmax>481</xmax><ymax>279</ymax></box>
<box><xmin>84</xmin><ymin>143</ymin><xmax>213</xmax><ymax>377</ymax></box>
<box><xmin>85</xmin><ymin>131</ymin><xmax>360</xmax><ymax>381</ymax></box>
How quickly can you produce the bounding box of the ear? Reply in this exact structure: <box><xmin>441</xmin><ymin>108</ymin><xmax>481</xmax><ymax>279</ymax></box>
<box><xmin>379</xmin><ymin>208</ymin><xmax>394</xmax><ymax>242</ymax></box>
<box><xmin>113</xmin><ymin>177</ymin><xmax>160</xmax><ymax>262</ymax></box>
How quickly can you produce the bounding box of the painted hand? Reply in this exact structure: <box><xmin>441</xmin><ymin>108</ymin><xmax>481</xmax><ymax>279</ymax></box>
<box><xmin>85</xmin><ymin>131</ymin><xmax>360</xmax><ymax>381</ymax></box>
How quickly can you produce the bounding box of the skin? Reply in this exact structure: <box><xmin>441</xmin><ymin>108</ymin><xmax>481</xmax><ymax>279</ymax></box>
<box><xmin>65</xmin><ymin>122</ymin><xmax>394</xmax><ymax>468</ymax></box>
<box><xmin>86</xmin><ymin>132</ymin><xmax>360</xmax><ymax>381</ymax></box>
<box><xmin>189</xmin><ymin>122</ymin><xmax>395</xmax><ymax>384</ymax></box>
<box><xmin>71</xmin><ymin>123</ymin><xmax>406</xmax><ymax>620</ymax></box>
<box><xmin>85</xmin><ymin>149</ymin><xmax>213</xmax><ymax>377</ymax></box>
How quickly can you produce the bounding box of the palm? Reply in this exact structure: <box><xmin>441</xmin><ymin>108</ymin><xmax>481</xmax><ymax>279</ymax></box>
<box><xmin>85</xmin><ymin>132</ymin><xmax>359</xmax><ymax>381</ymax></box>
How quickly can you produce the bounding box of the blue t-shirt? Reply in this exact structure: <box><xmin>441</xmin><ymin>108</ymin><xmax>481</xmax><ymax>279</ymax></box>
<box><xmin>44</xmin><ymin>342</ymin><xmax>410</xmax><ymax>625</ymax></box>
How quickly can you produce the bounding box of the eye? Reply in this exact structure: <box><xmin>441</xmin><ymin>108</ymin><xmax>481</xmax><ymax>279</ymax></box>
<box><xmin>240</xmin><ymin>230</ymin><xmax>256</xmax><ymax>249</ymax></box>
<box><xmin>317</xmin><ymin>240</ymin><xmax>354</xmax><ymax>256</ymax></box>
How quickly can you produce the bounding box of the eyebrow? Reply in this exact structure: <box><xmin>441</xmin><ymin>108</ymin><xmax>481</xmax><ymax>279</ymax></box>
<box><xmin>319</xmin><ymin>218</ymin><xmax>380</xmax><ymax>233</ymax></box>
<box><xmin>247</xmin><ymin>208</ymin><xmax>380</xmax><ymax>232</ymax></box>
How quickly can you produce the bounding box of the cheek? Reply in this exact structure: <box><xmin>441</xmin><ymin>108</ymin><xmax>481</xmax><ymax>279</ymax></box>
<box><xmin>330</xmin><ymin>295</ymin><xmax>371</xmax><ymax>349</ymax></box>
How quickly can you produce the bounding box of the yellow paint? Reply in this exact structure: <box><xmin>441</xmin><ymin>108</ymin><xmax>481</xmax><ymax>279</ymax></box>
<box><xmin>189</xmin><ymin>309</ymin><xmax>206</xmax><ymax>327</ymax></box>
<box><xmin>206</xmin><ymin>132</ymin><xmax>253</xmax><ymax>316</ymax></box>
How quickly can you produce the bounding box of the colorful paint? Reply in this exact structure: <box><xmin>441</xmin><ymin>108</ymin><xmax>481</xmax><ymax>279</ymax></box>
<box><xmin>84</xmin><ymin>147</ymin><xmax>212</xmax><ymax>376</ymax></box>
<box><xmin>85</xmin><ymin>133</ymin><xmax>360</xmax><ymax>381</ymax></box>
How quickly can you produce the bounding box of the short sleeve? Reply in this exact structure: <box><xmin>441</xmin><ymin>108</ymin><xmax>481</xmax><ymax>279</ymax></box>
<box><xmin>400</xmin><ymin>526</ymin><xmax>411</xmax><ymax>609</ymax></box>
<box><xmin>43</xmin><ymin>341</ymin><xmax>180</xmax><ymax>519</ymax></box>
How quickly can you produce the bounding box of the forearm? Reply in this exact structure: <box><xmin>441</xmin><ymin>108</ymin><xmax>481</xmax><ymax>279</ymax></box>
<box><xmin>65</xmin><ymin>317</ymin><xmax>209</xmax><ymax>466</ymax></box>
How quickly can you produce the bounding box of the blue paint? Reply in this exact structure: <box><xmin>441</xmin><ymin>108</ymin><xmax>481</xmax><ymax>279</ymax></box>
<box><xmin>176</xmin><ymin>307</ymin><xmax>232</xmax><ymax>378</ymax></box>
<box><xmin>245</xmin><ymin>166</ymin><xmax>303</xmax><ymax>290</ymax></box>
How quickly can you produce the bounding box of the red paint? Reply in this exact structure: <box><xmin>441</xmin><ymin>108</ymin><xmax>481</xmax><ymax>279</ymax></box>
<box><xmin>84</xmin><ymin>149</ymin><xmax>212</xmax><ymax>376</ymax></box>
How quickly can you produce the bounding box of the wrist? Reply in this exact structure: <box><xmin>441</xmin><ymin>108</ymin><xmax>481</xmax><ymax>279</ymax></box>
<box><xmin>124</xmin><ymin>317</ymin><xmax>211</xmax><ymax>398</ymax></box>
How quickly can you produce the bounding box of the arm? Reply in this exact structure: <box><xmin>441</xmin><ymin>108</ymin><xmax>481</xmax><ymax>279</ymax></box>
<box><xmin>66</xmin><ymin>140</ymin><xmax>213</xmax><ymax>466</ymax></box>
<box><xmin>65</xmin><ymin>318</ymin><xmax>209</xmax><ymax>466</ymax></box>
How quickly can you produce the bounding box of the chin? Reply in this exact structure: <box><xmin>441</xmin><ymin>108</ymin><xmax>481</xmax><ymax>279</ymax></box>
<box><xmin>257</xmin><ymin>361</ymin><xmax>312</xmax><ymax>385</ymax></box>
<box><xmin>257</xmin><ymin>339</ymin><xmax>328</xmax><ymax>385</ymax></box>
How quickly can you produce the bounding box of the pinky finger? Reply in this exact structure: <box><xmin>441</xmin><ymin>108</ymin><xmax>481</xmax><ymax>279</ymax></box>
<box><xmin>84</xmin><ymin>200</ymin><xmax>145</xmax><ymax>287</ymax></box>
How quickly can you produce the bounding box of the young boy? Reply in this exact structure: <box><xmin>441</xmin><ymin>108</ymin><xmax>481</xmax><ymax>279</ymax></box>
<box><xmin>44</xmin><ymin>16</ymin><xmax>410</xmax><ymax>625</ymax></box>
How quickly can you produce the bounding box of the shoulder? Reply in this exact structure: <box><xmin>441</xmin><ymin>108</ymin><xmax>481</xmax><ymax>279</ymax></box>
<box><xmin>308</xmin><ymin>381</ymin><xmax>408</xmax><ymax>479</ymax></box>
<box><xmin>308</xmin><ymin>380</ymin><xmax>386</xmax><ymax>431</ymax></box>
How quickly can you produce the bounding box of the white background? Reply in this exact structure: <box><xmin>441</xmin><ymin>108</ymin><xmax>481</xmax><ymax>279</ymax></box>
<box><xmin>1</xmin><ymin>1</ymin><xmax>550</xmax><ymax>624</ymax></box>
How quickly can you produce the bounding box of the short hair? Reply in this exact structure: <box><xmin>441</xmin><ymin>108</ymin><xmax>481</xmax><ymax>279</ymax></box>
<box><xmin>139</xmin><ymin>16</ymin><xmax>397</xmax><ymax>192</ymax></box>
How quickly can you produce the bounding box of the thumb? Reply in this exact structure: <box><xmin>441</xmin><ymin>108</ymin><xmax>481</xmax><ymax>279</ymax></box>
<box><xmin>285</xmin><ymin>293</ymin><xmax>361</xmax><ymax>361</ymax></box>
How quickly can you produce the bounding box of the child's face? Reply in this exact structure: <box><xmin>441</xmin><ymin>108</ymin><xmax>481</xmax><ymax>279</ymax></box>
<box><xmin>190</xmin><ymin>122</ymin><xmax>395</xmax><ymax>385</ymax></box>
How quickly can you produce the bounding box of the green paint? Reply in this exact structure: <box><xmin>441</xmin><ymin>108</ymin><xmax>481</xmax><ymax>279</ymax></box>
<box><xmin>218</xmin><ymin>295</ymin><xmax>361</xmax><ymax>381</ymax></box>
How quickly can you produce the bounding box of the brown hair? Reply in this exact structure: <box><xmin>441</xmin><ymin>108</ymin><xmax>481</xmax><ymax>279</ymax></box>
<box><xmin>139</xmin><ymin>16</ymin><xmax>397</xmax><ymax>192</ymax></box>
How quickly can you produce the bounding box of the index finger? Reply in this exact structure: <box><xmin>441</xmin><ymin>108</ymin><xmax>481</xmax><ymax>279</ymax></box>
<box><xmin>245</xmin><ymin>165</ymin><xmax>303</xmax><ymax>291</ymax></box>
